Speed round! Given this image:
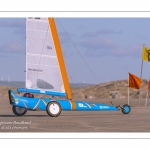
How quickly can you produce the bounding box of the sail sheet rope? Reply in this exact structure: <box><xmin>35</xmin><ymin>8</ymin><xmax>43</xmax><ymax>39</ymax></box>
<box><xmin>56</xmin><ymin>19</ymin><xmax>99</xmax><ymax>84</ymax></box>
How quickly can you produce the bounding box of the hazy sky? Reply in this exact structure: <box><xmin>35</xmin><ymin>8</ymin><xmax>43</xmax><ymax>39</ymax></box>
<box><xmin>0</xmin><ymin>18</ymin><xmax>150</xmax><ymax>84</ymax></box>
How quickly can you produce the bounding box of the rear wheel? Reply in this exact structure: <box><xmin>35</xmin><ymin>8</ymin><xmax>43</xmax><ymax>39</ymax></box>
<box><xmin>46</xmin><ymin>101</ymin><xmax>62</xmax><ymax>117</ymax></box>
<box><xmin>12</xmin><ymin>106</ymin><xmax>27</xmax><ymax>116</ymax></box>
<box><xmin>122</xmin><ymin>104</ymin><xmax>131</xmax><ymax>114</ymax></box>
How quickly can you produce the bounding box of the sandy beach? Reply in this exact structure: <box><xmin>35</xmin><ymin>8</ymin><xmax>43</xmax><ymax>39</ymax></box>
<box><xmin>0</xmin><ymin>97</ymin><xmax>150</xmax><ymax>132</ymax></box>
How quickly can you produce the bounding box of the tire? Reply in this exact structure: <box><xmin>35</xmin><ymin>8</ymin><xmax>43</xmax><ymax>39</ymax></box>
<box><xmin>122</xmin><ymin>104</ymin><xmax>131</xmax><ymax>114</ymax></box>
<box><xmin>46</xmin><ymin>101</ymin><xmax>62</xmax><ymax>117</ymax></box>
<box><xmin>12</xmin><ymin>106</ymin><xmax>27</xmax><ymax>116</ymax></box>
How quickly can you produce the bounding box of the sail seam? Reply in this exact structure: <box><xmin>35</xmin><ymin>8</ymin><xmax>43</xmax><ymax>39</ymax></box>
<box><xmin>27</xmin><ymin>37</ymin><xmax>50</xmax><ymax>40</ymax></box>
<box><xmin>27</xmin><ymin>63</ymin><xmax>59</xmax><ymax>67</ymax></box>
<box><xmin>27</xmin><ymin>71</ymin><xmax>61</xmax><ymax>75</ymax></box>
<box><xmin>26</xmin><ymin>53</ymin><xmax>57</xmax><ymax>58</ymax></box>
<box><xmin>26</xmin><ymin>19</ymin><xmax>48</xmax><ymax>23</ymax></box>
<box><xmin>27</xmin><ymin>29</ymin><xmax>50</xmax><ymax>32</ymax></box>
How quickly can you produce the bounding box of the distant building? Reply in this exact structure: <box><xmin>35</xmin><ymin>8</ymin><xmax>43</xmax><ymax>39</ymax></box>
<box><xmin>109</xmin><ymin>90</ymin><xmax>121</xmax><ymax>99</ymax></box>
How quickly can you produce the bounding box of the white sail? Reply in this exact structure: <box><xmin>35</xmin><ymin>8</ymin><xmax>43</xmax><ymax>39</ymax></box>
<box><xmin>26</xmin><ymin>17</ymin><xmax>65</xmax><ymax>94</ymax></box>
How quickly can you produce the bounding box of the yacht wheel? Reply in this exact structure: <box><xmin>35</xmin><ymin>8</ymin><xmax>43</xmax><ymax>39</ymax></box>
<box><xmin>12</xmin><ymin>106</ymin><xmax>27</xmax><ymax>116</ymax></box>
<box><xmin>46</xmin><ymin>101</ymin><xmax>62</xmax><ymax>117</ymax></box>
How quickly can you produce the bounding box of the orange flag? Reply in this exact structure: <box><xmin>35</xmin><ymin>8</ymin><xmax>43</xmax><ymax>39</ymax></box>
<box><xmin>148</xmin><ymin>78</ymin><xmax>150</xmax><ymax>90</ymax></box>
<box><xmin>128</xmin><ymin>73</ymin><xmax>142</xmax><ymax>89</ymax></box>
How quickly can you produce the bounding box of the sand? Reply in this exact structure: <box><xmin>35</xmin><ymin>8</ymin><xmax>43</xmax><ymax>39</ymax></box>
<box><xmin>0</xmin><ymin>96</ymin><xmax>150</xmax><ymax>132</ymax></box>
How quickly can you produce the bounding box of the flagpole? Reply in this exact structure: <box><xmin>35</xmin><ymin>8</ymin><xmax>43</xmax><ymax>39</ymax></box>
<box><xmin>145</xmin><ymin>91</ymin><xmax>148</xmax><ymax>107</ymax></box>
<box><xmin>128</xmin><ymin>73</ymin><xmax>129</xmax><ymax>105</ymax></box>
<box><xmin>138</xmin><ymin>60</ymin><xmax>143</xmax><ymax>106</ymax></box>
<box><xmin>128</xmin><ymin>87</ymin><xmax>129</xmax><ymax>105</ymax></box>
<box><xmin>146</xmin><ymin>78</ymin><xmax>150</xmax><ymax>107</ymax></box>
<box><xmin>139</xmin><ymin>44</ymin><xmax>144</xmax><ymax>106</ymax></box>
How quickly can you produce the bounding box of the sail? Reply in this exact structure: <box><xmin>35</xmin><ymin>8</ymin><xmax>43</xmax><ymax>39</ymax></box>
<box><xmin>18</xmin><ymin>17</ymin><xmax>72</xmax><ymax>99</ymax></box>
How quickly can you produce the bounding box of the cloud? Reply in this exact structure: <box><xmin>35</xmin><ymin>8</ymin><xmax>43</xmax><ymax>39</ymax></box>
<box><xmin>81</xmin><ymin>32</ymin><xmax>97</xmax><ymax>38</ymax></box>
<box><xmin>1</xmin><ymin>41</ymin><xmax>25</xmax><ymax>53</ymax></box>
<box><xmin>58</xmin><ymin>32</ymin><xmax>70</xmax><ymax>43</ymax></box>
<box><xmin>0</xmin><ymin>18</ymin><xmax>25</xmax><ymax>28</ymax></box>
<box><xmin>113</xmin><ymin>44</ymin><xmax>141</xmax><ymax>56</ymax></box>
<box><xmin>0</xmin><ymin>18</ymin><xmax>26</xmax><ymax>41</ymax></box>
<box><xmin>136</xmin><ymin>34</ymin><xmax>148</xmax><ymax>39</ymax></box>
<box><xmin>14</xmin><ymin>28</ymin><xmax>25</xmax><ymax>35</ymax></box>
<box><xmin>75</xmin><ymin>35</ymin><xmax>142</xmax><ymax>57</ymax></box>
<box><xmin>84</xmin><ymin>42</ymin><xmax>141</xmax><ymax>57</ymax></box>
<box><xmin>80</xmin><ymin>38</ymin><xmax>117</xmax><ymax>50</ymax></box>
<box><xmin>81</xmin><ymin>29</ymin><xmax>123</xmax><ymax>38</ymax></box>
<box><xmin>14</xmin><ymin>28</ymin><xmax>26</xmax><ymax>40</ymax></box>
<box><xmin>115</xmin><ymin>30</ymin><xmax>123</xmax><ymax>34</ymax></box>
<box><xmin>97</xmin><ymin>29</ymin><xmax>114</xmax><ymax>34</ymax></box>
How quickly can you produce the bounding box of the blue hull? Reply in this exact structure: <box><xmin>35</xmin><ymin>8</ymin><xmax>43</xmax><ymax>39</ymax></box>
<box><xmin>9</xmin><ymin>90</ymin><xmax>119</xmax><ymax>111</ymax></box>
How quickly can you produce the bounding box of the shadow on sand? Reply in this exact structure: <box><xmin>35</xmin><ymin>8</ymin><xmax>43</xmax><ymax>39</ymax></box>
<box><xmin>0</xmin><ymin>115</ymin><xmax>48</xmax><ymax>117</ymax></box>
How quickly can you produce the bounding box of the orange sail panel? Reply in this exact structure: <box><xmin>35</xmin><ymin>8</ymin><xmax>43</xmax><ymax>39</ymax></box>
<box><xmin>128</xmin><ymin>73</ymin><xmax>142</xmax><ymax>89</ymax></box>
<box><xmin>48</xmin><ymin>18</ymin><xmax>72</xmax><ymax>100</ymax></box>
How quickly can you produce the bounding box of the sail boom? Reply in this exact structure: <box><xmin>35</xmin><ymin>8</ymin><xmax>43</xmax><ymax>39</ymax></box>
<box><xmin>17</xmin><ymin>88</ymin><xmax>66</xmax><ymax>97</ymax></box>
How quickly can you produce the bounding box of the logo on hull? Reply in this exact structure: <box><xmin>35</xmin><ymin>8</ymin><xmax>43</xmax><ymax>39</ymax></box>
<box><xmin>78</xmin><ymin>103</ymin><xmax>84</xmax><ymax>107</ymax></box>
<box><xmin>100</xmin><ymin>106</ymin><xmax>109</xmax><ymax>109</ymax></box>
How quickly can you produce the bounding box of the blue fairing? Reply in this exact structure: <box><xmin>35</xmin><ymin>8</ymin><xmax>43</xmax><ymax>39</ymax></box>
<box><xmin>17</xmin><ymin>88</ymin><xmax>66</xmax><ymax>97</ymax></box>
<box><xmin>9</xmin><ymin>90</ymin><xmax>119</xmax><ymax>111</ymax></box>
<box><xmin>74</xmin><ymin>101</ymin><xmax>118</xmax><ymax>111</ymax></box>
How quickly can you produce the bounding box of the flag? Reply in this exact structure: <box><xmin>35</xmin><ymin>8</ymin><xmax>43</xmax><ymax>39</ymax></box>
<box><xmin>142</xmin><ymin>45</ymin><xmax>150</xmax><ymax>61</ymax></box>
<box><xmin>148</xmin><ymin>78</ymin><xmax>150</xmax><ymax>90</ymax></box>
<box><xmin>128</xmin><ymin>73</ymin><xmax>142</xmax><ymax>89</ymax></box>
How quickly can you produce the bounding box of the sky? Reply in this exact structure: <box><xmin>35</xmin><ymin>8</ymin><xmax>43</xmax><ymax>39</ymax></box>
<box><xmin>0</xmin><ymin>18</ymin><xmax>150</xmax><ymax>84</ymax></box>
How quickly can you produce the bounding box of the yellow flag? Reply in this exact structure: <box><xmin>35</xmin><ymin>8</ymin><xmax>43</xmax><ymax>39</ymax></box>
<box><xmin>142</xmin><ymin>46</ymin><xmax>150</xmax><ymax>61</ymax></box>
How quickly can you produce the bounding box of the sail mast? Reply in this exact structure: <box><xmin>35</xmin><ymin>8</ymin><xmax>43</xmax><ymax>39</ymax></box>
<box><xmin>48</xmin><ymin>18</ymin><xmax>72</xmax><ymax>100</ymax></box>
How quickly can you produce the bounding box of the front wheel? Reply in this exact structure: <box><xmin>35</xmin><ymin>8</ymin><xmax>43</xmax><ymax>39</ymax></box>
<box><xmin>12</xmin><ymin>106</ymin><xmax>27</xmax><ymax>116</ymax></box>
<box><xmin>122</xmin><ymin>104</ymin><xmax>131</xmax><ymax>114</ymax></box>
<box><xmin>46</xmin><ymin>101</ymin><xmax>62</xmax><ymax>117</ymax></box>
